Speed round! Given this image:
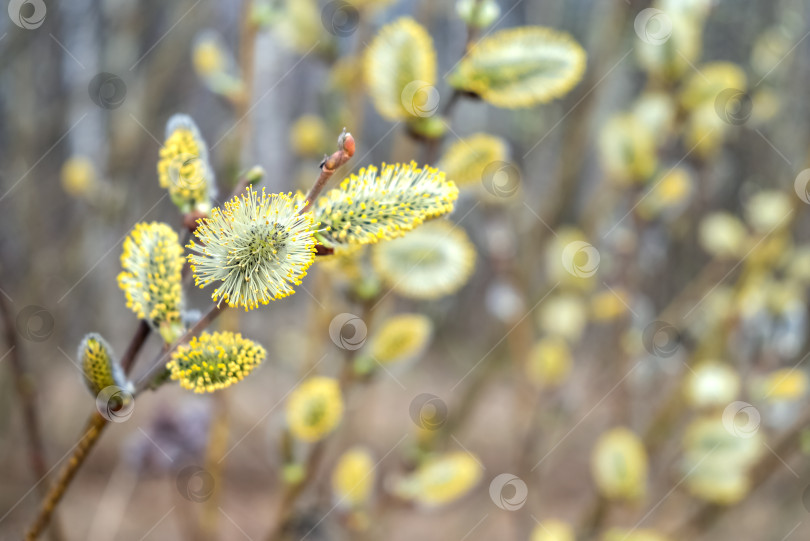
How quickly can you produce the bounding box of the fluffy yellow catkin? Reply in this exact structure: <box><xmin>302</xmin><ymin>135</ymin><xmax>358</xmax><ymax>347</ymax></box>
<box><xmin>314</xmin><ymin>162</ymin><xmax>458</xmax><ymax>247</ymax></box>
<box><xmin>79</xmin><ymin>333</ymin><xmax>130</xmax><ymax>396</ymax></box>
<box><xmin>188</xmin><ymin>187</ymin><xmax>317</xmax><ymax>311</ymax></box>
<box><xmin>167</xmin><ymin>331</ymin><xmax>266</xmax><ymax>393</ymax></box>
<box><xmin>117</xmin><ymin>222</ymin><xmax>185</xmax><ymax>343</ymax></box>
<box><xmin>157</xmin><ymin>114</ymin><xmax>216</xmax><ymax>213</ymax></box>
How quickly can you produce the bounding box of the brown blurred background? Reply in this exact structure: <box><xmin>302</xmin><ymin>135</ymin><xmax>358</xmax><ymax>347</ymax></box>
<box><xmin>3</xmin><ymin>0</ymin><xmax>810</xmax><ymax>540</ymax></box>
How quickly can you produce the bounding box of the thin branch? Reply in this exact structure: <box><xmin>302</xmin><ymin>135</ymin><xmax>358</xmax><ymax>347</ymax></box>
<box><xmin>135</xmin><ymin>303</ymin><xmax>226</xmax><ymax>395</ymax></box>
<box><xmin>24</xmin><ymin>119</ymin><xmax>265</xmax><ymax>538</ymax></box>
<box><xmin>233</xmin><ymin>0</ymin><xmax>259</xmax><ymax>162</ymax></box>
<box><xmin>22</xmin><ymin>315</ymin><xmax>152</xmax><ymax>540</ymax></box>
<box><xmin>417</xmin><ymin>12</ymin><xmax>480</xmax><ymax>164</ymax></box>
<box><xmin>299</xmin><ymin>129</ymin><xmax>355</xmax><ymax>214</ymax></box>
<box><xmin>24</xmin><ymin>413</ymin><xmax>108</xmax><ymax>541</ymax></box>
<box><xmin>24</xmin><ymin>303</ymin><xmax>225</xmax><ymax>540</ymax></box>
<box><xmin>120</xmin><ymin>320</ymin><xmax>151</xmax><ymax>374</ymax></box>
<box><xmin>0</xmin><ymin>293</ymin><xmax>65</xmax><ymax>541</ymax></box>
<box><xmin>578</xmin><ymin>496</ymin><xmax>610</xmax><ymax>541</ymax></box>
<box><xmin>25</xmin><ymin>18</ymin><xmax>335</xmax><ymax>538</ymax></box>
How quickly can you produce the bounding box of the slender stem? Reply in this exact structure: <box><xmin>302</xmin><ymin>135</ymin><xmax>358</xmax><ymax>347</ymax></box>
<box><xmin>261</xmin><ymin>140</ymin><xmax>370</xmax><ymax>538</ymax></box>
<box><xmin>422</xmin><ymin>90</ymin><xmax>468</xmax><ymax>165</ymax></box>
<box><xmin>20</xmin><ymin>317</ymin><xmax>151</xmax><ymax>540</ymax></box>
<box><xmin>0</xmin><ymin>293</ymin><xmax>65</xmax><ymax>541</ymax></box>
<box><xmin>172</xmin><ymin>480</ymin><xmax>204</xmax><ymax>541</ymax></box>
<box><xmin>0</xmin><ymin>294</ymin><xmax>47</xmax><ymax>483</ymax></box>
<box><xmin>27</xmin><ymin>21</ymin><xmax>340</xmax><ymax>539</ymax></box>
<box><xmin>414</xmin><ymin>12</ymin><xmax>478</xmax><ymax>165</ymax></box>
<box><xmin>234</xmin><ymin>0</ymin><xmax>258</xmax><ymax>161</ymax></box>
<box><xmin>24</xmin><ymin>413</ymin><xmax>109</xmax><ymax>541</ymax></box>
<box><xmin>217</xmin><ymin>0</ymin><xmax>259</xmax><ymax>182</ymax></box>
<box><xmin>135</xmin><ymin>303</ymin><xmax>226</xmax><ymax>395</ymax></box>
<box><xmin>265</xmin><ymin>348</ymin><xmax>363</xmax><ymax>541</ymax></box>
<box><xmin>24</xmin><ymin>136</ymin><xmax>263</xmax><ymax>539</ymax></box>
<box><xmin>442</xmin><ymin>89</ymin><xmax>462</xmax><ymax>116</ymax></box>
<box><xmin>120</xmin><ymin>320</ymin><xmax>151</xmax><ymax>374</ymax></box>
<box><xmin>24</xmin><ymin>34</ymin><xmax>264</xmax><ymax>533</ymax></box>
<box><xmin>515</xmin><ymin>388</ymin><xmax>549</xmax><ymax>474</ymax></box>
<box><xmin>24</xmin><ymin>304</ymin><xmax>225</xmax><ymax>540</ymax></box>
<box><xmin>299</xmin><ymin>129</ymin><xmax>355</xmax><ymax>214</ymax></box>
<box><xmin>26</xmin><ymin>320</ymin><xmax>150</xmax><ymax>539</ymax></box>
<box><xmin>22</xmin><ymin>318</ymin><xmax>151</xmax><ymax>541</ymax></box>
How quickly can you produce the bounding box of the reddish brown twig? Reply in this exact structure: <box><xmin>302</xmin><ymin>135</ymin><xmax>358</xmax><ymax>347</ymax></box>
<box><xmin>299</xmin><ymin>129</ymin><xmax>355</xmax><ymax>214</ymax></box>
<box><xmin>120</xmin><ymin>320</ymin><xmax>151</xmax><ymax>374</ymax></box>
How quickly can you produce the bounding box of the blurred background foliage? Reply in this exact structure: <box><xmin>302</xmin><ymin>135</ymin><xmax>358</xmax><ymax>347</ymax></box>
<box><xmin>3</xmin><ymin>0</ymin><xmax>810</xmax><ymax>540</ymax></box>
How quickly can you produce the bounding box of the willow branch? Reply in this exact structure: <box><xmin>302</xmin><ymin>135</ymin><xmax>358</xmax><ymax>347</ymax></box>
<box><xmin>234</xmin><ymin>0</ymin><xmax>258</xmax><ymax>156</ymax></box>
<box><xmin>120</xmin><ymin>320</ymin><xmax>152</xmax><ymax>374</ymax></box>
<box><xmin>24</xmin><ymin>413</ymin><xmax>109</xmax><ymax>541</ymax></box>
<box><xmin>25</xmin><ymin>302</ymin><xmax>224</xmax><ymax>540</ymax></box>
<box><xmin>23</xmin><ymin>316</ymin><xmax>151</xmax><ymax>540</ymax></box>
<box><xmin>23</xmin><ymin>304</ymin><xmax>154</xmax><ymax>539</ymax></box>
<box><xmin>134</xmin><ymin>303</ymin><xmax>226</xmax><ymax>395</ymax></box>
<box><xmin>419</xmin><ymin>12</ymin><xmax>480</xmax><ymax>165</ymax></box>
<box><xmin>0</xmin><ymin>294</ymin><xmax>48</xmax><ymax>490</ymax></box>
<box><xmin>299</xmin><ymin>129</ymin><xmax>355</xmax><ymax>214</ymax></box>
<box><xmin>25</xmin><ymin>54</ymin><xmax>267</xmax><ymax>536</ymax></box>
<box><xmin>263</xmin><ymin>361</ymin><xmax>362</xmax><ymax>541</ymax></box>
<box><xmin>0</xmin><ymin>293</ymin><xmax>65</xmax><ymax>541</ymax></box>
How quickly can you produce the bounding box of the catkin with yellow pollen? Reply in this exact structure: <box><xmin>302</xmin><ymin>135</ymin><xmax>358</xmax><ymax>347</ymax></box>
<box><xmin>187</xmin><ymin>187</ymin><xmax>317</xmax><ymax>311</ymax></box>
<box><xmin>157</xmin><ymin>114</ymin><xmax>216</xmax><ymax>213</ymax></box>
<box><xmin>448</xmin><ymin>26</ymin><xmax>586</xmax><ymax>108</ymax></box>
<box><xmin>591</xmin><ymin>427</ymin><xmax>648</xmax><ymax>501</ymax></box>
<box><xmin>363</xmin><ymin>17</ymin><xmax>437</xmax><ymax>121</ymax></box>
<box><xmin>117</xmin><ymin>222</ymin><xmax>185</xmax><ymax>343</ymax></box>
<box><xmin>166</xmin><ymin>331</ymin><xmax>266</xmax><ymax>393</ymax></box>
<box><xmin>313</xmin><ymin>161</ymin><xmax>458</xmax><ymax>247</ymax></box>
<box><xmin>79</xmin><ymin>333</ymin><xmax>131</xmax><ymax>396</ymax></box>
<box><xmin>192</xmin><ymin>33</ymin><xmax>226</xmax><ymax>76</ymax></box>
